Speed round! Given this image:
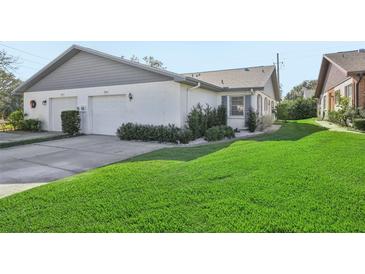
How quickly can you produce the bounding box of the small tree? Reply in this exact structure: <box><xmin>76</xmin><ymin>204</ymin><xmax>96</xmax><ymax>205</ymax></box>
<box><xmin>7</xmin><ymin>110</ymin><xmax>24</xmax><ymax>130</ymax></box>
<box><xmin>247</xmin><ymin>109</ymin><xmax>257</xmax><ymax>132</ymax></box>
<box><xmin>275</xmin><ymin>102</ymin><xmax>290</xmax><ymax>121</ymax></box>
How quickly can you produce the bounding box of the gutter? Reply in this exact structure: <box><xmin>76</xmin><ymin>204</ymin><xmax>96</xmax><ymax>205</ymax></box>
<box><xmin>186</xmin><ymin>82</ymin><xmax>201</xmax><ymax>113</ymax></box>
<box><xmin>355</xmin><ymin>73</ymin><xmax>364</xmax><ymax>108</ymax></box>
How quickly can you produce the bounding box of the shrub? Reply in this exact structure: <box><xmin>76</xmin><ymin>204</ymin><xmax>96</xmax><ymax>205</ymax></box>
<box><xmin>275</xmin><ymin>102</ymin><xmax>290</xmax><ymax>121</ymax></box>
<box><xmin>328</xmin><ymin>111</ymin><xmax>340</xmax><ymax>124</ymax></box>
<box><xmin>247</xmin><ymin>109</ymin><xmax>257</xmax><ymax>132</ymax></box>
<box><xmin>276</xmin><ymin>98</ymin><xmax>316</xmax><ymax>120</ymax></box>
<box><xmin>187</xmin><ymin>104</ymin><xmax>206</xmax><ymax>139</ymax></box>
<box><xmin>353</xmin><ymin>119</ymin><xmax>365</xmax><ymax>131</ymax></box>
<box><xmin>222</xmin><ymin>126</ymin><xmax>235</xmax><ymax>139</ymax></box>
<box><xmin>326</xmin><ymin>96</ymin><xmax>355</xmax><ymax>126</ymax></box>
<box><xmin>22</xmin><ymin>119</ymin><xmax>41</xmax><ymax>131</ymax></box>
<box><xmin>61</xmin><ymin>110</ymin><xmax>80</xmax><ymax>135</ymax></box>
<box><xmin>186</xmin><ymin>104</ymin><xmax>227</xmax><ymax>138</ymax></box>
<box><xmin>117</xmin><ymin>123</ymin><xmax>189</xmax><ymax>144</ymax></box>
<box><xmin>217</xmin><ymin>105</ymin><xmax>227</xmax><ymax>126</ymax></box>
<box><xmin>177</xmin><ymin>128</ymin><xmax>193</xmax><ymax>144</ymax></box>
<box><xmin>204</xmin><ymin>126</ymin><xmax>225</xmax><ymax>142</ymax></box>
<box><xmin>7</xmin><ymin>110</ymin><xmax>24</xmax><ymax>130</ymax></box>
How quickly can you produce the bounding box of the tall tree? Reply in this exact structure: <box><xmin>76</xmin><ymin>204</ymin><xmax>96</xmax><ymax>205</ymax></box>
<box><xmin>285</xmin><ymin>80</ymin><xmax>317</xmax><ymax>100</ymax></box>
<box><xmin>142</xmin><ymin>56</ymin><xmax>166</xmax><ymax>69</ymax></box>
<box><xmin>0</xmin><ymin>50</ymin><xmax>22</xmax><ymax>119</ymax></box>
<box><xmin>128</xmin><ymin>54</ymin><xmax>166</xmax><ymax>69</ymax></box>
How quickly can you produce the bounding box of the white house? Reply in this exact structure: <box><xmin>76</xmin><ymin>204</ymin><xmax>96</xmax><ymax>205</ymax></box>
<box><xmin>14</xmin><ymin>45</ymin><xmax>280</xmax><ymax>135</ymax></box>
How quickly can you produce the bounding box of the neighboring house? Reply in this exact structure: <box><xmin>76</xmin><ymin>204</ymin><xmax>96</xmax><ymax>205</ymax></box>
<box><xmin>14</xmin><ymin>45</ymin><xmax>280</xmax><ymax>135</ymax></box>
<box><xmin>315</xmin><ymin>49</ymin><xmax>365</xmax><ymax>119</ymax></box>
<box><xmin>302</xmin><ymin>87</ymin><xmax>315</xmax><ymax>99</ymax></box>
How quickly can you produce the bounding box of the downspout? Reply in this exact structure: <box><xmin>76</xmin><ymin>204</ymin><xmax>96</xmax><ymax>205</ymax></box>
<box><xmin>355</xmin><ymin>73</ymin><xmax>363</xmax><ymax>108</ymax></box>
<box><xmin>186</xmin><ymin>82</ymin><xmax>201</xmax><ymax>114</ymax></box>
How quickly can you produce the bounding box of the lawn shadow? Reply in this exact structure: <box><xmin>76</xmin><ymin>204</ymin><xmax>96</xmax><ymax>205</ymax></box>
<box><xmin>126</xmin><ymin>120</ymin><xmax>328</xmax><ymax>163</ymax></box>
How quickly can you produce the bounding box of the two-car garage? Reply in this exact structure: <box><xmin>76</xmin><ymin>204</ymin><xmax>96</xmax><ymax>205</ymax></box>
<box><xmin>49</xmin><ymin>95</ymin><xmax>127</xmax><ymax>135</ymax></box>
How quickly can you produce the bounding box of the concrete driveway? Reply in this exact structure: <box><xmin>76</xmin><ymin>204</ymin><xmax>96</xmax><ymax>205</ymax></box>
<box><xmin>0</xmin><ymin>135</ymin><xmax>169</xmax><ymax>198</ymax></box>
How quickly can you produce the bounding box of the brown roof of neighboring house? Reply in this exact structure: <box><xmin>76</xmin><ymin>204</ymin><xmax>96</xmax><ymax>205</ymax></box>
<box><xmin>325</xmin><ymin>50</ymin><xmax>365</xmax><ymax>74</ymax></box>
<box><xmin>315</xmin><ymin>49</ymin><xmax>365</xmax><ymax>97</ymax></box>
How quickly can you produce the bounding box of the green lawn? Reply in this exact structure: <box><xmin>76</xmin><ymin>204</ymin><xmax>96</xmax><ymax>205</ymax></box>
<box><xmin>0</xmin><ymin>119</ymin><xmax>364</xmax><ymax>232</ymax></box>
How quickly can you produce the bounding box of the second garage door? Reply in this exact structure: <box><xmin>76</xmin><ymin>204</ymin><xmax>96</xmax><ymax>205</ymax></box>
<box><xmin>90</xmin><ymin>95</ymin><xmax>127</xmax><ymax>135</ymax></box>
<box><xmin>50</xmin><ymin>97</ymin><xmax>78</xmax><ymax>132</ymax></box>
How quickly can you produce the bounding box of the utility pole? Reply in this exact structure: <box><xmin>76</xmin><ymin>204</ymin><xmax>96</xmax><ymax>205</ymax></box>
<box><xmin>274</xmin><ymin>53</ymin><xmax>284</xmax><ymax>99</ymax></box>
<box><xmin>276</xmin><ymin>53</ymin><xmax>280</xmax><ymax>87</ymax></box>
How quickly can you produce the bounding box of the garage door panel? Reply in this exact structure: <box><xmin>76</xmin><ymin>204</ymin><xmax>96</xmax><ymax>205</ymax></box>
<box><xmin>50</xmin><ymin>97</ymin><xmax>77</xmax><ymax>132</ymax></box>
<box><xmin>91</xmin><ymin>95</ymin><xmax>127</xmax><ymax>135</ymax></box>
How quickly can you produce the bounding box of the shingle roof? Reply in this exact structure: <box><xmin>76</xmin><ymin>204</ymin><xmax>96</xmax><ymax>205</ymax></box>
<box><xmin>324</xmin><ymin>50</ymin><xmax>365</xmax><ymax>73</ymax></box>
<box><xmin>315</xmin><ymin>49</ymin><xmax>365</xmax><ymax>98</ymax></box>
<box><xmin>182</xmin><ymin>65</ymin><xmax>275</xmax><ymax>89</ymax></box>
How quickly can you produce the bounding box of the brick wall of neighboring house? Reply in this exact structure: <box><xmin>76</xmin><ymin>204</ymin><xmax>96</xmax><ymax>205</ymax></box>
<box><xmin>359</xmin><ymin>77</ymin><xmax>365</xmax><ymax>108</ymax></box>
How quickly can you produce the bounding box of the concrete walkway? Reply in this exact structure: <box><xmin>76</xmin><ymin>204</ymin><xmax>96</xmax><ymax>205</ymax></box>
<box><xmin>316</xmin><ymin>120</ymin><xmax>364</xmax><ymax>134</ymax></box>
<box><xmin>0</xmin><ymin>135</ymin><xmax>169</xmax><ymax>198</ymax></box>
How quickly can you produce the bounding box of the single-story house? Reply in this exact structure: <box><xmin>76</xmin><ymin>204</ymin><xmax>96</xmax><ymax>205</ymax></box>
<box><xmin>14</xmin><ymin>45</ymin><xmax>280</xmax><ymax>135</ymax></box>
<box><xmin>302</xmin><ymin>87</ymin><xmax>315</xmax><ymax>99</ymax></box>
<box><xmin>315</xmin><ymin>49</ymin><xmax>365</xmax><ymax>118</ymax></box>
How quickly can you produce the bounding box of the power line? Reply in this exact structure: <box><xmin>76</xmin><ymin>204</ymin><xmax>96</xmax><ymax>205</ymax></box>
<box><xmin>0</xmin><ymin>42</ymin><xmax>50</xmax><ymax>61</ymax></box>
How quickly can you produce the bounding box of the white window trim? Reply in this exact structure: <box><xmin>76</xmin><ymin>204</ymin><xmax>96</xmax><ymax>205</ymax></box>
<box><xmin>228</xmin><ymin>95</ymin><xmax>245</xmax><ymax>118</ymax></box>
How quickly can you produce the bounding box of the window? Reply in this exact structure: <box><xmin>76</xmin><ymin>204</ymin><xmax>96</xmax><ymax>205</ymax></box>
<box><xmin>230</xmin><ymin>96</ymin><xmax>244</xmax><ymax>116</ymax></box>
<box><xmin>345</xmin><ymin>84</ymin><xmax>353</xmax><ymax>105</ymax></box>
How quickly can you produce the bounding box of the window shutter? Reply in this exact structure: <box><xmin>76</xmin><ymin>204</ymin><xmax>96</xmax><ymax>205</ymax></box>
<box><xmin>221</xmin><ymin>96</ymin><xmax>227</xmax><ymax>108</ymax></box>
<box><xmin>244</xmin><ymin>95</ymin><xmax>251</xmax><ymax>126</ymax></box>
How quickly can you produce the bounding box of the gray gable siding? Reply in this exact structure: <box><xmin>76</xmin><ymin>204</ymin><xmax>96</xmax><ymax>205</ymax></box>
<box><xmin>27</xmin><ymin>51</ymin><xmax>172</xmax><ymax>92</ymax></box>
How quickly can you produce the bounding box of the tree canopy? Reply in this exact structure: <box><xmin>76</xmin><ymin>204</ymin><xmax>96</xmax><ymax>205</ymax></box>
<box><xmin>285</xmin><ymin>80</ymin><xmax>317</xmax><ymax>101</ymax></box>
<box><xmin>0</xmin><ymin>50</ymin><xmax>22</xmax><ymax>119</ymax></box>
<box><xmin>124</xmin><ymin>54</ymin><xmax>166</xmax><ymax>69</ymax></box>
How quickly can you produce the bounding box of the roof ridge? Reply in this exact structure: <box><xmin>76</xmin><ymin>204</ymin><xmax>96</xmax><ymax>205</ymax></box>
<box><xmin>182</xmin><ymin>65</ymin><xmax>275</xmax><ymax>75</ymax></box>
<box><xmin>325</xmin><ymin>50</ymin><xmax>362</xmax><ymax>55</ymax></box>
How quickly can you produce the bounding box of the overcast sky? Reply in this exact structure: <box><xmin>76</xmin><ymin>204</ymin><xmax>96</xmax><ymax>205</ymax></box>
<box><xmin>1</xmin><ymin>41</ymin><xmax>365</xmax><ymax>96</ymax></box>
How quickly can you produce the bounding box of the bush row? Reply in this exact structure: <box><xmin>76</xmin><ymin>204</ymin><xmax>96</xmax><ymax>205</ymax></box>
<box><xmin>276</xmin><ymin>98</ymin><xmax>317</xmax><ymax>120</ymax></box>
<box><xmin>117</xmin><ymin>123</ymin><xmax>193</xmax><ymax>144</ymax></box>
<box><xmin>187</xmin><ymin>104</ymin><xmax>227</xmax><ymax>139</ymax></box>
<box><xmin>325</xmin><ymin>97</ymin><xmax>365</xmax><ymax>131</ymax></box>
<box><xmin>7</xmin><ymin>110</ymin><xmax>42</xmax><ymax>131</ymax></box>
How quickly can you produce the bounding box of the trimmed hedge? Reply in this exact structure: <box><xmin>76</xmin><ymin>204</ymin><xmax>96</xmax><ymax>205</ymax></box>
<box><xmin>353</xmin><ymin>119</ymin><xmax>365</xmax><ymax>131</ymax></box>
<box><xmin>117</xmin><ymin>123</ymin><xmax>193</xmax><ymax>144</ymax></box>
<box><xmin>22</xmin><ymin>119</ymin><xmax>41</xmax><ymax>131</ymax></box>
<box><xmin>204</xmin><ymin>125</ymin><xmax>235</xmax><ymax>142</ymax></box>
<box><xmin>61</xmin><ymin>110</ymin><xmax>80</xmax><ymax>135</ymax></box>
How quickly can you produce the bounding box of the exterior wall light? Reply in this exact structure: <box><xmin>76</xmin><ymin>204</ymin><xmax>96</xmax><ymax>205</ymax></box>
<box><xmin>128</xmin><ymin>93</ymin><xmax>133</xmax><ymax>101</ymax></box>
<box><xmin>42</xmin><ymin>100</ymin><xmax>47</xmax><ymax>105</ymax></box>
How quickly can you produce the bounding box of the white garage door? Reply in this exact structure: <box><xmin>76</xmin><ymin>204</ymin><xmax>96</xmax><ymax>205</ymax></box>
<box><xmin>90</xmin><ymin>95</ymin><xmax>127</xmax><ymax>135</ymax></box>
<box><xmin>50</xmin><ymin>97</ymin><xmax>77</xmax><ymax>132</ymax></box>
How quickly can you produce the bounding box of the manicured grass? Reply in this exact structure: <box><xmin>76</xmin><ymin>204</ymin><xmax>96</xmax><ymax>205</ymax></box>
<box><xmin>0</xmin><ymin>119</ymin><xmax>364</xmax><ymax>232</ymax></box>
